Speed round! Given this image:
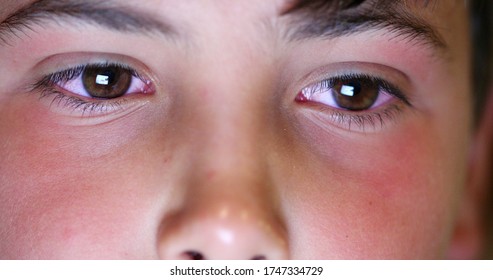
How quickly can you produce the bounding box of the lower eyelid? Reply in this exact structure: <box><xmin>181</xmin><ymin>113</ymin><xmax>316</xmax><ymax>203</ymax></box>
<box><xmin>304</xmin><ymin>103</ymin><xmax>404</xmax><ymax>133</ymax></box>
<box><xmin>37</xmin><ymin>89</ymin><xmax>142</xmax><ymax>119</ymax></box>
<box><xmin>40</xmin><ymin>90</ymin><xmax>116</xmax><ymax>113</ymax></box>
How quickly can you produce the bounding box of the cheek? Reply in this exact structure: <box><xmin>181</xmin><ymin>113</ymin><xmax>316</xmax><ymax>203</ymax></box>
<box><xmin>0</xmin><ymin>105</ymin><xmax>164</xmax><ymax>258</ymax></box>
<box><xmin>284</xmin><ymin>117</ymin><xmax>463</xmax><ymax>259</ymax></box>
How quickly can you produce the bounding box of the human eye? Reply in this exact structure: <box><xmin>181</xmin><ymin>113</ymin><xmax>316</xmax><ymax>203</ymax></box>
<box><xmin>31</xmin><ymin>62</ymin><xmax>155</xmax><ymax>116</ymax></box>
<box><xmin>295</xmin><ymin>73</ymin><xmax>411</xmax><ymax>131</ymax></box>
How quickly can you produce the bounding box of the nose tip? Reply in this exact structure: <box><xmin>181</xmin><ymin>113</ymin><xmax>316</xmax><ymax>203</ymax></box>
<box><xmin>157</xmin><ymin>202</ymin><xmax>289</xmax><ymax>260</ymax></box>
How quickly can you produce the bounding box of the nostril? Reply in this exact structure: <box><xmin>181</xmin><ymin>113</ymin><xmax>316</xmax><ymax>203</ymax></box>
<box><xmin>182</xmin><ymin>251</ymin><xmax>266</xmax><ymax>260</ymax></box>
<box><xmin>157</xmin><ymin>201</ymin><xmax>289</xmax><ymax>260</ymax></box>
<box><xmin>184</xmin><ymin>252</ymin><xmax>265</xmax><ymax>260</ymax></box>
<box><xmin>184</xmin><ymin>250</ymin><xmax>205</xmax><ymax>260</ymax></box>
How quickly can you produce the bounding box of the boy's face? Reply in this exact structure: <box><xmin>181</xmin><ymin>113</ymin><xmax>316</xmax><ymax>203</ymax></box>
<box><xmin>0</xmin><ymin>0</ymin><xmax>483</xmax><ymax>259</ymax></box>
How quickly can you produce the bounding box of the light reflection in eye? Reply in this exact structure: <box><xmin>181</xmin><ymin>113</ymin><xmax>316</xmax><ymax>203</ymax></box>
<box><xmin>340</xmin><ymin>85</ymin><xmax>356</xmax><ymax>96</ymax></box>
<box><xmin>95</xmin><ymin>74</ymin><xmax>111</xmax><ymax>85</ymax></box>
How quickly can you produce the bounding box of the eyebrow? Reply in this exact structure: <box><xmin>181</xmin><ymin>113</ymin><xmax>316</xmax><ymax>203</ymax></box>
<box><xmin>0</xmin><ymin>0</ymin><xmax>446</xmax><ymax>53</ymax></box>
<box><xmin>0</xmin><ymin>0</ymin><xmax>175</xmax><ymax>45</ymax></box>
<box><xmin>282</xmin><ymin>0</ymin><xmax>446</xmax><ymax>50</ymax></box>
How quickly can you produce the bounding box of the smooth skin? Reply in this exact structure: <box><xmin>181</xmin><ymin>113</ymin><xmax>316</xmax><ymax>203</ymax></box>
<box><xmin>0</xmin><ymin>0</ymin><xmax>491</xmax><ymax>259</ymax></box>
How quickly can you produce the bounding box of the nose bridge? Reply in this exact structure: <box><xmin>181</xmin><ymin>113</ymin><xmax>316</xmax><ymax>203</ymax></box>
<box><xmin>188</xmin><ymin>50</ymin><xmax>277</xmax><ymax>210</ymax></box>
<box><xmin>190</xmin><ymin>42</ymin><xmax>273</xmax><ymax>178</ymax></box>
<box><xmin>197</xmin><ymin>105</ymin><xmax>267</xmax><ymax>179</ymax></box>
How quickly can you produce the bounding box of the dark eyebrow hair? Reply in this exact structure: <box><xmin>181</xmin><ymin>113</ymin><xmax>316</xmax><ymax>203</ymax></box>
<box><xmin>282</xmin><ymin>0</ymin><xmax>446</xmax><ymax>50</ymax></box>
<box><xmin>0</xmin><ymin>0</ymin><xmax>175</xmax><ymax>45</ymax></box>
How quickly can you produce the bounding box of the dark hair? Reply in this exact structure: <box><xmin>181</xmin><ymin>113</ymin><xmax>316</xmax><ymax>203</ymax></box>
<box><xmin>471</xmin><ymin>0</ymin><xmax>492</xmax><ymax>119</ymax></box>
<box><xmin>471</xmin><ymin>0</ymin><xmax>493</xmax><ymax>259</ymax></box>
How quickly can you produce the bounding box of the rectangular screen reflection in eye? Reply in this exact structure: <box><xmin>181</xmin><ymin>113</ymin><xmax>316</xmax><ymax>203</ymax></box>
<box><xmin>340</xmin><ymin>85</ymin><xmax>355</xmax><ymax>96</ymax></box>
<box><xmin>96</xmin><ymin>75</ymin><xmax>110</xmax><ymax>85</ymax></box>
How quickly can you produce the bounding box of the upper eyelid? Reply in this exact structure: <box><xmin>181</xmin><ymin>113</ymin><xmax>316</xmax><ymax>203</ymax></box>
<box><xmin>56</xmin><ymin>63</ymin><xmax>139</xmax><ymax>78</ymax></box>
<box><xmin>292</xmin><ymin>61</ymin><xmax>412</xmax><ymax>90</ymax></box>
<box><xmin>303</xmin><ymin>73</ymin><xmax>412</xmax><ymax>106</ymax></box>
<box><xmin>29</xmin><ymin>63</ymin><xmax>151</xmax><ymax>100</ymax></box>
<box><xmin>28</xmin><ymin>51</ymin><xmax>156</xmax><ymax>80</ymax></box>
<box><xmin>33</xmin><ymin>62</ymin><xmax>145</xmax><ymax>87</ymax></box>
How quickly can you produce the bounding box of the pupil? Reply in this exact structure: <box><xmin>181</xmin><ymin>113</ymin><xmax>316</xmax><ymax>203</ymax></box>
<box><xmin>83</xmin><ymin>65</ymin><xmax>132</xmax><ymax>99</ymax></box>
<box><xmin>347</xmin><ymin>82</ymin><xmax>361</xmax><ymax>95</ymax></box>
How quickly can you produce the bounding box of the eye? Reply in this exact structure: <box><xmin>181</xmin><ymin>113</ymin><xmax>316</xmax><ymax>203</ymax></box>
<box><xmin>296</xmin><ymin>74</ymin><xmax>405</xmax><ymax>111</ymax></box>
<box><xmin>30</xmin><ymin>61</ymin><xmax>156</xmax><ymax>117</ymax></box>
<box><xmin>53</xmin><ymin>63</ymin><xmax>152</xmax><ymax>99</ymax></box>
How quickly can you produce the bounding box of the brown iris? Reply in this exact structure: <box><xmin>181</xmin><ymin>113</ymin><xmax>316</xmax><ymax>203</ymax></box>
<box><xmin>332</xmin><ymin>78</ymin><xmax>379</xmax><ymax>111</ymax></box>
<box><xmin>82</xmin><ymin>65</ymin><xmax>132</xmax><ymax>99</ymax></box>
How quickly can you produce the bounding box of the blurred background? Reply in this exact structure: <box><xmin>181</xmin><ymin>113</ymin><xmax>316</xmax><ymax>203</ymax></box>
<box><xmin>470</xmin><ymin>0</ymin><xmax>492</xmax><ymax>259</ymax></box>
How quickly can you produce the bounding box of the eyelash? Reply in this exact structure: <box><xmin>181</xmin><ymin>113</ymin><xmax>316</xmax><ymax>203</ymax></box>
<box><xmin>298</xmin><ymin>73</ymin><xmax>411</xmax><ymax>130</ymax></box>
<box><xmin>31</xmin><ymin>63</ymin><xmax>147</xmax><ymax>115</ymax></box>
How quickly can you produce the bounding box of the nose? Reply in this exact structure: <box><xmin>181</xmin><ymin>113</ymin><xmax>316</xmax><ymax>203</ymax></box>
<box><xmin>156</xmin><ymin>143</ymin><xmax>289</xmax><ymax>259</ymax></box>
<box><xmin>157</xmin><ymin>162</ymin><xmax>289</xmax><ymax>259</ymax></box>
<box><xmin>155</xmin><ymin>39</ymin><xmax>290</xmax><ymax>258</ymax></box>
<box><xmin>157</xmin><ymin>192</ymin><xmax>289</xmax><ymax>260</ymax></box>
<box><xmin>156</xmin><ymin>109</ymin><xmax>289</xmax><ymax>259</ymax></box>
